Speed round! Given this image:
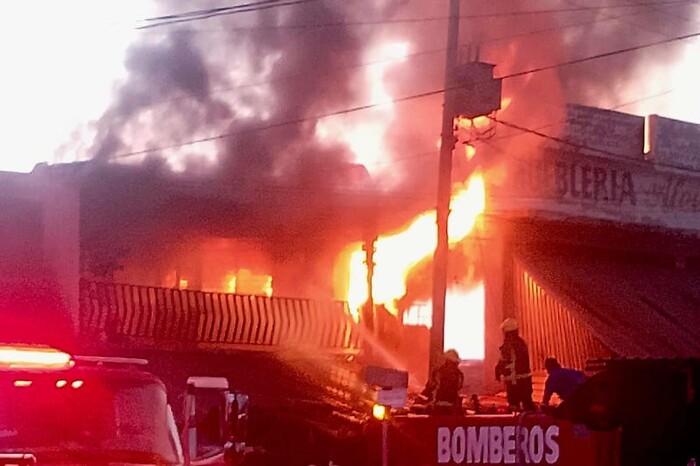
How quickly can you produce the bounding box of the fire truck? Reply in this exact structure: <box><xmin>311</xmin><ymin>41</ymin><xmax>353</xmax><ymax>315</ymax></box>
<box><xmin>361</xmin><ymin>358</ymin><xmax>700</xmax><ymax>466</ymax></box>
<box><xmin>0</xmin><ymin>343</ymin><xmax>250</xmax><ymax>466</ymax></box>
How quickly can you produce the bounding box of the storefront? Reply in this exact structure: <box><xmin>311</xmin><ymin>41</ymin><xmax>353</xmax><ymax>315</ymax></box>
<box><xmin>483</xmin><ymin>104</ymin><xmax>700</xmax><ymax>390</ymax></box>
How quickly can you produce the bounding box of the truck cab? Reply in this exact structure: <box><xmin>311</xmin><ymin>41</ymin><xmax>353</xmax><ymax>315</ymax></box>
<box><xmin>0</xmin><ymin>344</ymin><xmax>247</xmax><ymax>466</ymax></box>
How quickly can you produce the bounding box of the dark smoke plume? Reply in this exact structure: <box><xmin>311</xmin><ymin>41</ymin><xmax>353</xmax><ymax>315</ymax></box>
<box><xmin>78</xmin><ymin>0</ymin><xmax>413</xmax><ymax>291</ymax></box>
<box><xmin>91</xmin><ymin>31</ymin><xmax>232</xmax><ymax>161</ymax></box>
<box><xmin>73</xmin><ymin>0</ymin><xmax>698</xmax><ymax>296</ymax></box>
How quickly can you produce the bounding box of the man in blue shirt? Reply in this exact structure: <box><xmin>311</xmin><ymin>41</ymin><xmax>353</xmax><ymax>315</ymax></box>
<box><xmin>542</xmin><ymin>357</ymin><xmax>586</xmax><ymax>406</ymax></box>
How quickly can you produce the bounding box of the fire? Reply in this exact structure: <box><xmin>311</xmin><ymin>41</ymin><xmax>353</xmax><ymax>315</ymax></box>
<box><xmin>346</xmin><ymin>173</ymin><xmax>485</xmax><ymax>319</ymax></box>
<box><xmin>225</xmin><ymin>269</ymin><xmax>274</xmax><ymax>297</ymax></box>
<box><xmin>464</xmin><ymin>144</ymin><xmax>476</xmax><ymax>160</ymax></box>
<box><xmin>501</xmin><ymin>96</ymin><xmax>513</xmax><ymax>110</ymax></box>
<box><xmin>315</xmin><ymin>41</ymin><xmax>410</xmax><ymax>179</ymax></box>
<box><xmin>473</xmin><ymin>116</ymin><xmax>491</xmax><ymax>129</ymax></box>
<box><xmin>445</xmin><ymin>283</ymin><xmax>485</xmax><ymax>359</ymax></box>
<box><xmin>457</xmin><ymin>117</ymin><xmax>472</xmax><ymax>130</ymax></box>
<box><xmin>455</xmin><ymin>96</ymin><xmax>511</xmax><ymax>133</ymax></box>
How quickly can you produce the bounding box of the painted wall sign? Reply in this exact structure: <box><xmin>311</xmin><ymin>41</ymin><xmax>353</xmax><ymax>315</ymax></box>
<box><xmin>489</xmin><ymin>145</ymin><xmax>700</xmax><ymax>232</ymax></box>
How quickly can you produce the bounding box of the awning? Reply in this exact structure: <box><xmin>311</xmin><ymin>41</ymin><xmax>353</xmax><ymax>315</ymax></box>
<box><xmin>516</xmin><ymin>251</ymin><xmax>700</xmax><ymax>359</ymax></box>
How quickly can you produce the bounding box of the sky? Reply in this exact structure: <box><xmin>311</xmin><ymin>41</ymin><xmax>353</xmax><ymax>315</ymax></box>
<box><xmin>2</xmin><ymin>0</ymin><xmax>700</xmax><ymax>174</ymax></box>
<box><xmin>1</xmin><ymin>1</ymin><xmax>157</xmax><ymax>172</ymax></box>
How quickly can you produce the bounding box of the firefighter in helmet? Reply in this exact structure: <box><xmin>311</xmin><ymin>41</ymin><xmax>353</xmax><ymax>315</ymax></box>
<box><xmin>421</xmin><ymin>349</ymin><xmax>464</xmax><ymax>414</ymax></box>
<box><xmin>495</xmin><ymin>318</ymin><xmax>535</xmax><ymax>412</ymax></box>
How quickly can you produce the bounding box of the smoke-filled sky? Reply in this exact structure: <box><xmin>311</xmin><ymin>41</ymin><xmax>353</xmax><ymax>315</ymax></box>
<box><xmin>3</xmin><ymin>0</ymin><xmax>700</xmax><ymax>183</ymax></box>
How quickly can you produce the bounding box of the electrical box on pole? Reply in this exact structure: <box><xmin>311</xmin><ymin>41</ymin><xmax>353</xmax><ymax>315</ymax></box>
<box><xmin>453</xmin><ymin>62</ymin><xmax>502</xmax><ymax>119</ymax></box>
<box><xmin>430</xmin><ymin>55</ymin><xmax>502</xmax><ymax>376</ymax></box>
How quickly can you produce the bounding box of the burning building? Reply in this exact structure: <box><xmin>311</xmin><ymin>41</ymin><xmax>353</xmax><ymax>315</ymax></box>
<box><xmin>38</xmin><ymin>0</ymin><xmax>700</xmax><ymax>394</ymax></box>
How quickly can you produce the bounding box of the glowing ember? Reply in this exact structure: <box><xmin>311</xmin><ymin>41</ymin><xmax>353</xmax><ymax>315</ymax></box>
<box><xmin>457</xmin><ymin>117</ymin><xmax>472</xmax><ymax>130</ymax></box>
<box><xmin>226</xmin><ymin>275</ymin><xmax>237</xmax><ymax>293</ymax></box>
<box><xmin>464</xmin><ymin>144</ymin><xmax>476</xmax><ymax>160</ymax></box>
<box><xmin>263</xmin><ymin>277</ymin><xmax>273</xmax><ymax>298</ymax></box>
<box><xmin>472</xmin><ymin>116</ymin><xmax>491</xmax><ymax>129</ymax></box>
<box><xmin>346</xmin><ymin>173</ymin><xmax>485</xmax><ymax>319</ymax></box>
<box><xmin>225</xmin><ymin>269</ymin><xmax>274</xmax><ymax>296</ymax></box>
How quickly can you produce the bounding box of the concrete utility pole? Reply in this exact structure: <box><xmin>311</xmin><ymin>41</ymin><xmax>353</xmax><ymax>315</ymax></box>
<box><xmin>430</xmin><ymin>0</ymin><xmax>461</xmax><ymax>375</ymax></box>
<box><xmin>363</xmin><ymin>235</ymin><xmax>378</xmax><ymax>334</ymax></box>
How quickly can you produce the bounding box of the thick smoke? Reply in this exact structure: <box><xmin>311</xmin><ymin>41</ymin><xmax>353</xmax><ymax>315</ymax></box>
<box><xmin>76</xmin><ymin>0</ymin><xmax>699</xmax><ymax>295</ymax></box>
<box><xmin>83</xmin><ymin>0</ymin><xmax>700</xmax><ymax>203</ymax></box>
<box><xmin>90</xmin><ymin>31</ymin><xmax>232</xmax><ymax>161</ymax></box>
<box><xmin>79</xmin><ymin>0</ymin><xmax>411</xmax><ymax>289</ymax></box>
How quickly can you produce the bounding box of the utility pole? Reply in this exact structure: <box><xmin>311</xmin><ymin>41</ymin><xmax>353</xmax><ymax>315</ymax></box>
<box><xmin>430</xmin><ymin>0</ymin><xmax>461</xmax><ymax>375</ymax></box>
<box><xmin>363</xmin><ymin>235</ymin><xmax>378</xmax><ymax>334</ymax></box>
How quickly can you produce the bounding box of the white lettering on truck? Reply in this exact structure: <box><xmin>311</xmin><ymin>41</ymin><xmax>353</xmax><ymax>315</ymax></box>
<box><xmin>437</xmin><ymin>425</ymin><xmax>560</xmax><ymax>464</ymax></box>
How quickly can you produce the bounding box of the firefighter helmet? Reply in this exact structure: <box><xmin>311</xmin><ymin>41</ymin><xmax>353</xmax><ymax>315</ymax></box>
<box><xmin>500</xmin><ymin>318</ymin><xmax>519</xmax><ymax>332</ymax></box>
<box><xmin>444</xmin><ymin>349</ymin><xmax>460</xmax><ymax>363</ymax></box>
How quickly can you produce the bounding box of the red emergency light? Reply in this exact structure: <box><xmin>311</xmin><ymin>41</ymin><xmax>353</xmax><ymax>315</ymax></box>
<box><xmin>0</xmin><ymin>345</ymin><xmax>74</xmax><ymax>370</ymax></box>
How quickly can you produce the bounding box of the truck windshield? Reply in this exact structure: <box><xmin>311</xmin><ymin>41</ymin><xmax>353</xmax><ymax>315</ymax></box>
<box><xmin>0</xmin><ymin>371</ymin><xmax>181</xmax><ymax>465</ymax></box>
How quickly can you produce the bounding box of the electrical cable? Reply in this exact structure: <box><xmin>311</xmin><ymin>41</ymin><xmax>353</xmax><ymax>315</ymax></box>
<box><xmin>142</xmin><ymin>0</ymin><xmax>283</xmax><ymax>22</ymax></box>
<box><xmin>107</xmin><ymin>25</ymin><xmax>700</xmax><ymax>162</ymax></box>
<box><xmin>138</xmin><ymin>0</ymin><xmax>322</xmax><ymax>30</ymax></box>
<box><xmin>490</xmin><ymin>116</ymin><xmax>700</xmax><ymax>174</ymax></box>
<box><xmin>485</xmin><ymin>88</ymin><xmax>679</xmax><ymax>145</ymax></box>
<box><xmin>142</xmin><ymin>4</ymin><xmax>674</xmax><ymax>110</ymax></box>
<box><xmin>137</xmin><ymin>0</ymin><xmax>696</xmax><ymax>30</ymax></box>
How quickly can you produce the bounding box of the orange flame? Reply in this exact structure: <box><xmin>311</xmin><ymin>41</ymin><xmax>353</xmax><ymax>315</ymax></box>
<box><xmin>472</xmin><ymin>116</ymin><xmax>491</xmax><ymax>129</ymax></box>
<box><xmin>346</xmin><ymin>173</ymin><xmax>485</xmax><ymax>320</ymax></box>
<box><xmin>501</xmin><ymin>96</ymin><xmax>513</xmax><ymax>110</ymax></box>
<box><xmin>464</xmin><ymin>144</ymin><xmax>476</xmax><ymax>160</ymax></box>
<box><xmin>446</xmin><ymin>283</ymin><xmax>485</xmax><ymax>359</ymax></box>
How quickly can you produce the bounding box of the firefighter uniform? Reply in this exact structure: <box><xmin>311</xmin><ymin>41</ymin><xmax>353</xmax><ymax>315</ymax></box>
<box><xmin>495</xmin><ymin>318</ymin><xmax>535</xmax><ymax>411</ymax></box>
<box><xmin>422</xmin><ymin>349</ymin><xmax>464</xmax><ymax>414</ymax></box>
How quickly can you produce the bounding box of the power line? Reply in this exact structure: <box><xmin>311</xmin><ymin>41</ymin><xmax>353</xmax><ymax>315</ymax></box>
<box><xmin>142</xmin><ymin>0</ymin><xmax>281</xmax><ymax>22</ymax></box>
<box><xmin>483</xmin><ymin>87</ymin><xmax>679</xmax><ymax>146</ymax></box>
<box><xmin>138</xmin><ymin>0</ymin><xmax>321</xmax><ymax>30</ymax></box>
<box><xmin>145</xmin><ymin>4</ymin><xmax>677</xmax><ymax>110</ymax></box>
<box><xmin>90</xmin><ymin>90</ymin><xmax>693</xmax><ymax>203</ymax></box>
<box><xmin>136</xmin><ymin>0</ymin><xmax>695</xmax><ymax>30</ymax></box>
<box><xmin>135</xmin><ymin>16</ymin><xmax>615</xmax><ymax>108</ymax></box>
<box><xmin>108</xmin><ymin>26</ymin><xmax>700</xmax><ymax>161</ymax></box>
<box><xmin>497</xmin><ymin>29</ymin><xmax>700</xmax><ymax>81</ymax></box>
<box><xmin>481</xmin><ymin>4</ymin><xmax>680</xmax><ymax>45</ymax></box>
<box><xmin>490</xmin><ymin>116</ymin><xmax>700</xmax><ymax>175</ymax></box>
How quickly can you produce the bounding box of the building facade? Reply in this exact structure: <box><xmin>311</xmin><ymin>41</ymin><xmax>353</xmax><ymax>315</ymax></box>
<box><xmin>483</xmin><ymin>104</ymin><xmax>700</xmax><ymax>391</ymax></box>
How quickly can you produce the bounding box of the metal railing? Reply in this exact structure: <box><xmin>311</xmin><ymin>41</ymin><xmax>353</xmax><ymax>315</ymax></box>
<box><xmin>79</xmin><ymin>279</ymin><xmax>361</xmax><ymax>353</ymax></box>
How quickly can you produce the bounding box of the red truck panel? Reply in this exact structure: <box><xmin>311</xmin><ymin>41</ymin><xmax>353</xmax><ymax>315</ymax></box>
<box><xmin>368</xmin><ymin>414</ymin><xmax>620</xmax><ymax>466</ymax></box>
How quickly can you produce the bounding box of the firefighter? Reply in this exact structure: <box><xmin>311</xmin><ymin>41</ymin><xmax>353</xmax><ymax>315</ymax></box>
<box><xmin>542</xmin><ymin>357</ymin><xmax>586</xmax><ymax>406</ymax></box>
<box><xmin>421</xmin><ymin>349</ymin><xmax>464</xmax><ymax>414</ymax></box>
<box><xmin>495</xmin><ymin>318</ymin><xmax>535</xmax><ymax>412</ymax></box>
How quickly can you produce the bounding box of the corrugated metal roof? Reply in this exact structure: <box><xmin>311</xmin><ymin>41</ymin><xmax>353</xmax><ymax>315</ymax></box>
<box><xmin>513</xmin><ymin>259</ymin><xmax>612</xmax><ymax>371</ymax></box>
<box><xmin>516</xmin><ymin>251</ymin><xmax>700</xmax><ymax>359</ymax></box>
